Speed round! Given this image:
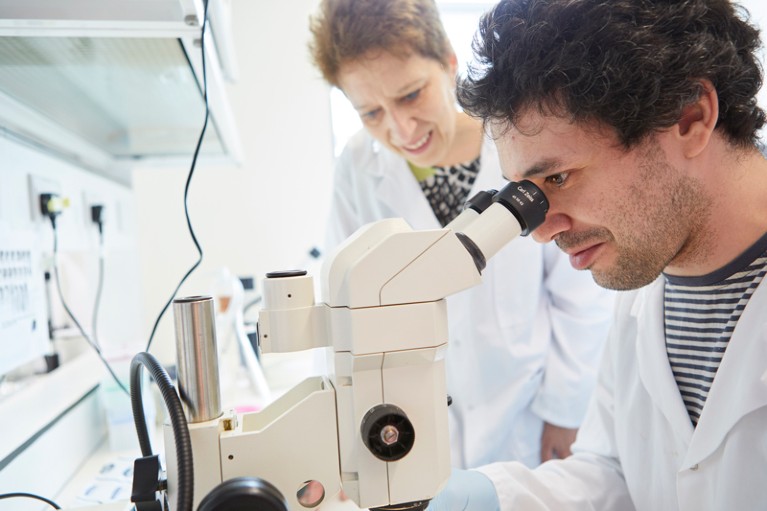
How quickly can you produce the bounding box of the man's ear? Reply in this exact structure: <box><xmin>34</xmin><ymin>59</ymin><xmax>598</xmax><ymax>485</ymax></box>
<box><xmin>676</xmin><ymin>79</ymin><xmax>719</xmax><ymax>158</ymax></box>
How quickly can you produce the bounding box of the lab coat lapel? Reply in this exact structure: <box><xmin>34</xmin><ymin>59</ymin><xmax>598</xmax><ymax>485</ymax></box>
<box><xmin>634</xmin><ymin>279</ymin><xmax>695</xmax><ymax>446</ymax></box>
<box><xmin>683</xmin><ymin>280</ymin><xmax>767</xmax><ymax>467</ymax></box>
<box><xmin>375</xmin><ymin>149</ymin><xmax>440</xmax><ymax>230</ymax></box>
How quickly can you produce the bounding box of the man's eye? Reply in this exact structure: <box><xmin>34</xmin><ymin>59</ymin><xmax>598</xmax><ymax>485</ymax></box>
<box><xmin>545</xmin><ymin>172</ymin><xmax>569</xmax><ymax>187</ymax></box>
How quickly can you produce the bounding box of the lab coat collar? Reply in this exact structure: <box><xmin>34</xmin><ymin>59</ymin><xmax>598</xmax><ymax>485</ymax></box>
<box><xmin>633</xmin><ymin>277</ymin><xmax>767</xmax><ymax>468</ymax></box>
<box><xmin>375</xmin><ymin>151</ymin><xmax>439</xmax><ymax>230</ymax></box>
<box><xmin>374</xmin><ymin>136</ymin><xmax>502</xmax><ymax>231</ymax></box>
<box><xmin>683</xmin><ymin>279</ymin><xmax>767</xmax><ymax>467</ymax></box>
<box><xmin>633</xmin><ymin>279</ymin><xmax>695</xmax><ymax>448</ymax></box>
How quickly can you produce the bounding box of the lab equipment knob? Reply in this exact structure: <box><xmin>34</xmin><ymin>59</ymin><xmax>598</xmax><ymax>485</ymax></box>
<box><xmin>197</xmin><ymin>477</ymin><xmax>289</xmax><ymax>511</ymax></box>
<box><xmin>361</xmin><ymin>404</ymin><xmax>415</xmax><ymax>462</ymax></box>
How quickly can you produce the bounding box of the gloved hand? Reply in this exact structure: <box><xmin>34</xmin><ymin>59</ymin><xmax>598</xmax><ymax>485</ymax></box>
<box><xmin>426</xmin><ymin>469</ymin><xmax>500</xmax><ymax>511</ymax></box>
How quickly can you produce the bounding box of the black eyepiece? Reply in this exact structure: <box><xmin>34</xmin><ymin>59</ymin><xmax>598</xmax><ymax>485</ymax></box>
<box><xmin>492</xmin><ymin>180</ymin><xmax>549</xmax><ymax>235</ymax></box>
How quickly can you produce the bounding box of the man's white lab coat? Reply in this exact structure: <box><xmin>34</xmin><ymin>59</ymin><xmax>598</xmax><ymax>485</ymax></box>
<box><xmin>479</xmin><ymin>276</ymin><xmax>767</xmax><ymax>510</ymax></box>
<box><xmin>325</xmin><ymin>130</ymin><xmax>615</xmax><ymax>468</ymax></box>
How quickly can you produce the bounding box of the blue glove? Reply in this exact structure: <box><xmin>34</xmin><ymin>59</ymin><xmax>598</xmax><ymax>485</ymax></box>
<box><xmin>427</xmin><ymin>469</ymin><xmax>500</xmax><ymax>511</ymax></box>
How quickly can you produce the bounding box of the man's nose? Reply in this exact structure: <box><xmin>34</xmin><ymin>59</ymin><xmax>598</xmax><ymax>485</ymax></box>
<box><xmin>531</xmin><ymin>212</ymin><xmax>571</xmax><ymax>244</ymax></box>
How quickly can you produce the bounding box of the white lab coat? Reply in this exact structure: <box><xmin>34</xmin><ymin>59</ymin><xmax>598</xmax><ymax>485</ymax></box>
<box><xmin>479</xmin><ymin>276</ymin><xmax>767</xmax><ymax>510</ymax></box>
<box><xmin>325</xmin><ymin>130</ymin><xmax>615</xmax><ymax>468</ymax></box>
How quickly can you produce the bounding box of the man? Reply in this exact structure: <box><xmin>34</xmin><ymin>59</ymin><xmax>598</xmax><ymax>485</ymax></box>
<box><xmin>428</xmin><ymin>0</ymin><xmax>767</xmax><ymax>510</ymax></box>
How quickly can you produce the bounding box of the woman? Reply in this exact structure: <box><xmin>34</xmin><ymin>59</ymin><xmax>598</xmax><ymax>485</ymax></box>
<box><xmin>309</xmin><ymin>0</ymin><xmax>613</xmax><ymax>477</ymax></box>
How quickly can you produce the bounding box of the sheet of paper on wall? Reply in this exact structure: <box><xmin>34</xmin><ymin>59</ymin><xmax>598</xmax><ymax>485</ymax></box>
<box><xmin>0</xmin><ymin>227</ymin><xmax>49</xmax><ymax>376</ymax></box>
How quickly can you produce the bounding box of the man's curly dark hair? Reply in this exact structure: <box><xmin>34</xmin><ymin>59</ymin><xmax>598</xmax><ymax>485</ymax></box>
<box><xmin>457</xmin><ymin>0</ymin><xmax>765</xmax><ymax>148</ymax></box>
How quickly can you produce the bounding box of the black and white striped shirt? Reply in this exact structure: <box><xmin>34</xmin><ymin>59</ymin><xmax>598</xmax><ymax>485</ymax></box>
<box><xmin>664</xmin><ymin>232</ymin><xmax>767</xmax><ymax>426</ymax></box>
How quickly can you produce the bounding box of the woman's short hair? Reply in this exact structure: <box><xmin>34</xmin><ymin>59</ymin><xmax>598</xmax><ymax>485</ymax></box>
<box><xmin>309</xmin><ymin>0</ymin><xmax>453</xmax><ymax>88</ymax></box>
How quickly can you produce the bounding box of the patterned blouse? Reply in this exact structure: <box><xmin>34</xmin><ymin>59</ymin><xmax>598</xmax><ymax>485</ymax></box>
<box><xmin>412</xmin><ymin>156</ymin><xmax>481</xmax><ymax>227</ymax></box>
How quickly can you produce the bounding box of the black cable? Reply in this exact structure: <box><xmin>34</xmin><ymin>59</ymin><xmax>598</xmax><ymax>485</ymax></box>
<box><xmin>48</xmin><ymin>215</ymin><xmax>129</xmax><ymax>397</ymax></box>
<box><xmin>91</xmin><ymin>223</ymin><xmax>105</xmax><ymax>350</ymax></box>
<box><xmin>145</xmin><ymin>0</ymin><xmax>210</xmax><ymax>353</ymax></box>
<box><xmin>130</xmin><ymin>352</ymin><xmax>194</xmax><ymax>511</ymax></box>
<box><xmin>0</xmin><ymin>492</ymin><xmax>61</xmax><ymax>509</ymax></box>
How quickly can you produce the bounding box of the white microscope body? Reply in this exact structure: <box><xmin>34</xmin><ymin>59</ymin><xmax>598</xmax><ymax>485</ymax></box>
<box><xmin>163</xmin><ymin>180</ymin><xmax>548</xmax><ymax>511</ymax></box>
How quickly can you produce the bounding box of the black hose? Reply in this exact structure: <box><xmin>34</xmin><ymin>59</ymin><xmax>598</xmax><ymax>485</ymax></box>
<box><xmin>0</xmin><ymin>492</ymin><xmax>61</xmax><ymax>509</ymax></box>
<box><xmin>130</xmin><ymin>352</ymin><xmax>194</xmax><ymax>511</ymax></box>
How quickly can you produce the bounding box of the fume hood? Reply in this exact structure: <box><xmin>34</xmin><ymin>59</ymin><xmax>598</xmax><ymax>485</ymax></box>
<box><xmin>0</xmin><ymin>0</ymin><xmax>242</xmax><ymax>185</ymax></box>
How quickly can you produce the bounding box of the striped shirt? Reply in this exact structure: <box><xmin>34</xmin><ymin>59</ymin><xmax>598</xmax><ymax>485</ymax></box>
<box><xmin>664</xmin><ymin>232</ymin><xmax>767</xmax><ymax>426</ymax></box>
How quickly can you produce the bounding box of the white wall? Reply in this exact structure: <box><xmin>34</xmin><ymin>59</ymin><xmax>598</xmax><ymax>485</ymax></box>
<box><xmin>132</xmin><ymin>0</ymin><xmax>334</xmax><ymax>363</ymax></box>
<box><xmin>0</xmin><ymin>137</ymin><xmax>143</xmax><ymax>363</ymax></box>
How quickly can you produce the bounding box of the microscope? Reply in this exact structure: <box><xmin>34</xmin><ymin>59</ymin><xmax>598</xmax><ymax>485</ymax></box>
<box><xmin>130</xmin><ymin>180</ymin><xmax>548</xmax><ymax>511</ymax></box>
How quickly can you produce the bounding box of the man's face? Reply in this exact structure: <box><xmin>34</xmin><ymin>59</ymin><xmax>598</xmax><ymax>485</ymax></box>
<box><xmin>494</xmin><ymin>111</ymin><xmax>710</xmax><ymax>290</ymax></box>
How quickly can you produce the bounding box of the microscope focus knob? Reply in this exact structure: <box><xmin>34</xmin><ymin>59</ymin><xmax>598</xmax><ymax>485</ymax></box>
<box><xmin>361</xmin><ymin>404</ymin><xmax>415</xmax><ymax>462</ymax></box>
<box><xmin>197</xmin><ymin>477</ymin><xmax>289</xmax><ymax>511</ymax></box>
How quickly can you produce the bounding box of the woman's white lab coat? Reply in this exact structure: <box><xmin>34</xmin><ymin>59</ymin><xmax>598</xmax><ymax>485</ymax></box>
<box><xmin>325</xmin><ymin>130</ymin><xmax>615</xmax><ymax>468</ymax></box>
<box><xmin>479</xmin><ymin>276</ymin><xmax>767</xmax><ymax>510</ymax></box>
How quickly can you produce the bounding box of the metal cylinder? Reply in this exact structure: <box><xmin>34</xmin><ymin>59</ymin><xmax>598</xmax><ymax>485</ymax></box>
<box><xmin>173</xmin><ymin>295</ymin><xmax>222</xmax><ymax>423</ymax></box>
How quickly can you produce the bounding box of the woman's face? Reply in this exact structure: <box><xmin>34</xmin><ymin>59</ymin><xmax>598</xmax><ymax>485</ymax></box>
<box><xmin>338</xmin><ymin>50</ymin><xmax>459</xmax><ymax>168</ymax></box>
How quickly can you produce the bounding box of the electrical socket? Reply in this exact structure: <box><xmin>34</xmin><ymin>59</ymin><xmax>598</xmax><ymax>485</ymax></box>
<box><xmin>27</xmin><ymin>174</ymin><xmax>62</xmax><ymax>223</ymax></box>
<box><xmin>83</xmin><ymin>190</ymin><xmax>107</xmax><ymax>227</ymax></box>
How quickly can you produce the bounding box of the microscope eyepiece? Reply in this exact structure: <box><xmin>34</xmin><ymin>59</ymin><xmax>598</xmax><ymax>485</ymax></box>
<box><xmin>454</xmin><ymin>180</ymin><xmax>549</xmax><ymax>273</ymax></box>
<box><xmin>463</xmin><ymin>189</ymin><xmax>497</xmax><ymax>213</ymax></box>
<box><xmin>492</xmin><ymin>180</ymin><xmax>549</xmax><ymax>236</ymax></box>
